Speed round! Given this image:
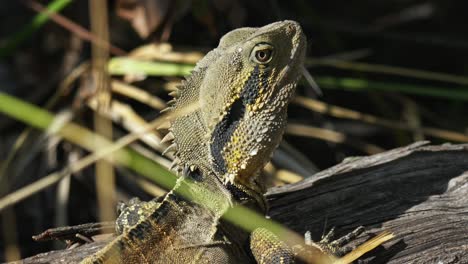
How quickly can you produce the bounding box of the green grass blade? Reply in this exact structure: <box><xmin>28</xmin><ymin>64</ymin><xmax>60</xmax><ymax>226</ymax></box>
<box><xmin>308</xmin><ymin>59</ymin><xmax>468</xmax><ymax>86</ymax></box>
<box><xmin>314</xmin><ymin>76</ymin><xmax>468</xmax><ymax>101</ymax></box>
<box><xmin>0</xmin><ymin>92</ymin><xmax>176</xmax><ymax>189</ymax></box>
<box><xmin>107</xmin><ymin>58</ymin><xmax>468</xmax><ymax>101</ymax></box>
<box><xmin>108</xmin><ymin>57</ymin><xmax>194</xmax><ymax>77</ymax></box>
<box><xmin>0</xmin><ymin>92</ymin><xmax>312</xmax><ymax>259</ymax></box>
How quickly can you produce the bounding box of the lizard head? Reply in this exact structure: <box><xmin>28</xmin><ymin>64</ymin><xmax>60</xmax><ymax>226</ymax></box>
<box><xmin>198</xmin><ymin>20</ymin><xmax>307</xmax><ymax>194</ymax></box>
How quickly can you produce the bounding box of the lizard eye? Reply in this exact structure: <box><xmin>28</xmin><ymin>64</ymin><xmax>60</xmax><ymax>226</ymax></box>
<box><xmin>251</xmin><ymin>44</ymin><xmax>274</xmax><ymax>65</ymax></box>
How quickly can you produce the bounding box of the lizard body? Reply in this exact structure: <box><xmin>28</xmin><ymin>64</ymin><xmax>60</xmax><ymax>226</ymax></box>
<box><xmin>82</xmin><ymin>167</ymin><xmax>249</xmax><ymax>263</ymax></box>
<box><xmin>82</xmin><ymin>21</ymin><xmax>331</xmax><ymax>264</ymax></box>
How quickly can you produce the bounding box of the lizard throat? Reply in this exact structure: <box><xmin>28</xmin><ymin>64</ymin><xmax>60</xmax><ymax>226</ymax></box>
<box><xmin>210</xmin><ymin>65</ymin><xmax>270</xmax><ymax>176</ymax></box>
<box><xmin>210</xmin><ymin>97</ymin><xmax>246</xmax><ymax>175</ymax></box>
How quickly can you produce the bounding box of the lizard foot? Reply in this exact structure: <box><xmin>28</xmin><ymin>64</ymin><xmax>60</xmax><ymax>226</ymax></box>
<box><xmin>308</xmin><ymin>226</ymin><xmax>366</xmax><ymax>256</ymax></box>
<box><xmin>250</xmin><ymin>226</ymin><xmax>366</xmax><ymax>264</ymax></box>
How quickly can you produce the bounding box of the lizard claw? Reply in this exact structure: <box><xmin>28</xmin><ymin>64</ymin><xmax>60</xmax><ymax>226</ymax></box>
<box><xmin>313</xmin><ymin>226</ymin><xmax>366</xmax><ymax>256</ymax></box>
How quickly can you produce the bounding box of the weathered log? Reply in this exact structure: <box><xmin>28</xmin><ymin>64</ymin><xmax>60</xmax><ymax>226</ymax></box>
<box><xmin>10</xmin><ymin>241</ymin><xmax>108</xmax><ymax>264</ymax></box>
<box><xmin>14</xmin><ymin>142</ymin><xmax>468</xmax><ymax>263</ymax></box>
<box><xmin>267</xmin><ymin>141</ymin><xmax>468</xmax><ymax>263</ymax></box>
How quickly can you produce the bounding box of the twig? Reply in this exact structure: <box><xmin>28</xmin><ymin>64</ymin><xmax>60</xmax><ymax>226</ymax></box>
<box><xmin>24</xmin><ymin>0</ymin><xmax>126</xmax><ymax>56</ymax></box>
<box><xmin>286</xmin><ymin>123</ymin><xmax>384</xmax><ymax>154</ymax></box>
<box><xmin>294</xmin><ymin>96</ymin><xmax>468</xmax><ymax>142</ymax></box>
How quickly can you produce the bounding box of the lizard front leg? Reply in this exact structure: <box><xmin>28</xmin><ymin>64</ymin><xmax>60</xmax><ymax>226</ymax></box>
<box><xmin>250</xmin><ymin>228</ymin><xmax>297</xmax><ymax>264</ymax></box>
<box><xmin>250</xmin><ymin>227</ymin><xmax>336</xmax><ymax>264</ymax></box>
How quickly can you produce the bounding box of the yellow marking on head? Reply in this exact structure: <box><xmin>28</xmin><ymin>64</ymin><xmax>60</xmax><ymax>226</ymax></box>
<box><xmin>223</xmin><ymin>135</ymin><xmax>247</xmax><ymax>175</ymax></box>
<box><xmin>254</xmin><ymin>68</ymin><xmax>276</xmax><ymax>110</ymax></box>
<box><xmin>246</xmin><ymin>69</ymin><xmax>266</xmax><ymax>113</ymax></box>
<box><xmin>238</xmin><ymin>70</ymin><xmax>252</xmax><ymax>94</ymax></box>
<box><xmin>226</xmin><ymin>152</ymin><xmax>242</xmax><ymax>169</ymax></box>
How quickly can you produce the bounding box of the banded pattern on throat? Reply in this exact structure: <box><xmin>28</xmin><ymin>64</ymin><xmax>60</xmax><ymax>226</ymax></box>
<box><xmin>210</xmin><ymin>65</ymin><xmax>270</xmax><ymax>175</ymax></box>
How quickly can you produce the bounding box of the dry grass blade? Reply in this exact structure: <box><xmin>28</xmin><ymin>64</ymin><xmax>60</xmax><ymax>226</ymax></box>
<box><xmin>0</xmin><ymin>62</ymin><xmax>90</xmax><ymax>188</ymax></box>
<box><xmin>335</xmin><ymin>231</ymin><xmax>395</xmax><ymax>264</ymax></box>
<box><xmin>0</xmin><ymin>132</ymin><xmax>30</xmax><ymax>185</ymax></box>
<box><xmin>111</xmin><ymin>80</ymin><xmax>166</xmax><ymax>110</ymax></box>
<box><xmin>0</xmin><ymin>102</ymin><xmax>198</xmax><ymax>213</ymax></box>
<box><xmin>0</xmin><ymin>166</ymin><xmax>72</xmax><ymax>212</ymax></box>
<box><xmin>25</xmin><ymin>0</ymin><xmax>126</xmax><ymax>56</ymax></box>
<box><xmin>275</xmin><ymin>170</ymin><xmax>303</xmax><ymax>184</ymax></box>
<box><xmin>128</xmin><ymin>43</ymin><xmax>204</xmax><ymax>64</ymax></box>
<box><xmin>317</xmin><ymin>49</ymin><xmax>372</xmax><ymax>61</ymax></box>
<box><xmin>134</xmin><ymin>178</ymin><xmax>167</xmax><ymax>198</ymax></box>
<box><xmin>273</xmin><ymin>141</ymin><xmax>319</xmax><ymax>177</ymax></box>
<box><xmin>286</xmin><ymin>123</ymin><xmax>384</xmax><ymax>154</ymax></box>
<box><xmin>89</xmin><ymin>0</ymin><xmax>115</xmax><ymax>222</ymax></box>
<box><xmin>87</xmin><ymin>97</ymin><xmax>168</xmax><ymax>153</ymax></box>
<box><xmin>301</xmin><ymin>66</ymin><xmax>323</xmax><ymax>96</ymax></box>
<box><xmin>2</xmin><ymin>209</ymin><xmax>20</xmax><ymax>261</ymax></box>
<box><xmin>294</xmin><ymin>96</ymin><xmax>468</xmax><ymax>142</ymax></box>
<box><xmin>0</xmin><ymin>0</ymin><xmax>72</xmax><ymax>57</ymax></box>
<box><xmin>308</xmin><ymin>59</ymin><xmax>468</xmax><ymax>86</ymax></box>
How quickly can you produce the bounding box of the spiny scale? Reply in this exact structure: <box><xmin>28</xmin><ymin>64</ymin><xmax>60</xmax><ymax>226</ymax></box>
<box><xmin>168</xmin><ymin>90</ymin><xmax>179</xmax><ymax>97</ymax></box>
<box><xmin>160</xmin><ymin>132</ymin><xmax>175</xmax><ymax>143</ymax></box>
<box><xmin>169</xmin><ymin>158</ymin><xmax>180</xmax><ymax>171</ymax></box>
<box><xmin>162</xmin><ymin>143</ymin><xmax>177</xmax><ymax>156</ymax></box>
<box><xmin>167</xmin><ymin>99</ymin><xmax>176</xmax><ymax>106</ymax></box>
<box><xmin>157</xmin><ymin>120</ymin><xmax>171</xmax><ymax>130</ymax></box>
<box><xmin>159</xmin><ymin>107</ymin><xmax>171</xmax><ymax>113</ymax></box>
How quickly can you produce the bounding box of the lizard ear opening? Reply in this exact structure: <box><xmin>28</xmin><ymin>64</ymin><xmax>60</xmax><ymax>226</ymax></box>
<box><xmin>184</xmin><ymin>165</ymin><xmax>203</xmax><ymax>181</ymax></box>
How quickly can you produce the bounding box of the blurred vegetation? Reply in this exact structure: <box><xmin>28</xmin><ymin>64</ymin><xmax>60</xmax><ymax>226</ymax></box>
<box><xmin>0</xmin><ymin>0</ymin><xmax>467</xmax><ymax>261</ymax></box>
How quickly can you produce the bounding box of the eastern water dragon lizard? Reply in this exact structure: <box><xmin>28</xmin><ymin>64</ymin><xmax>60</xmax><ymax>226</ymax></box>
<box><xmin>81</xmin><ymin>20</ymin><xmax>392</xmax><ymax>264</ymax></box>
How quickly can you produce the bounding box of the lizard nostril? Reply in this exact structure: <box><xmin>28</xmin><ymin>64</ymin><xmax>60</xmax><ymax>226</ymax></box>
<box><xmin>287</xmin><ymin>23</ymin><xmax>297</xmax><ymax>33</ymax></box>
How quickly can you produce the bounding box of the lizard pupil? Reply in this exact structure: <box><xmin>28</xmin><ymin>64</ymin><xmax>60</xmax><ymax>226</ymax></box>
<box><xmin>255</xmin><ymin>49</ymin><xmax>271</xmax><ymax>63</ymax></box>
<box><xmin>250</xmin><ymin>43</ymin><xmax>274</xmax><ymax>65</ymax></box>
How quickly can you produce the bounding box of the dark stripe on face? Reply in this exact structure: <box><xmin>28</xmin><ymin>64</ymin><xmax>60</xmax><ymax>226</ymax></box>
<box><xmin>240</xmin><ymin>66</ymin><xmax>260</xmax><ymax>104</ymax></box>
<box><xmin>210</xmin><ymin>66</ymin><xmax>266</xmax><ymax>174</ymax></box>
<box><xmin>210</xmin><ymin>98</ymin><xmax>245</xmax><ymax>174</ymax></box>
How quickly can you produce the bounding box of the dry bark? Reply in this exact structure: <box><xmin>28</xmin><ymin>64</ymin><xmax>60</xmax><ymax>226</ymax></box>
<box><xmin>15</xmin><ymin>142</ymin><xmax>468</xmax><ymax>263</ymax></box>
<box><xmin>267</xmin><ymin>141</ymin><xmax>468</xmax><ymax>263</ymax></box>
